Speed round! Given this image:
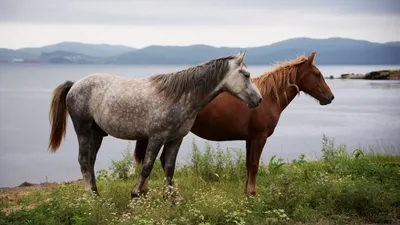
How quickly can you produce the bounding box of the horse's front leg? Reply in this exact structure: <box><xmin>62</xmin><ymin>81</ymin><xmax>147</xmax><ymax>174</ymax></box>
<box><xmin>162</xmin><ymin>137</ymin><xmax>184</xmax><ymax>204</ymax></box>
<box><xmin>131</xmin><ymin>138</ymin><xmax>164</xmax><ymax>199</ymax></box>
<box><xmin>245</xmin><ymin>136</ymin><xmax>267</xmax><ymax>196</ymax></box>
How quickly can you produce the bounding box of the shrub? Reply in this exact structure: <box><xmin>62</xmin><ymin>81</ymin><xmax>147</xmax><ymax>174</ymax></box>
<box><xmin>108</xmin><ymin>142</ymin><xmax>134</xmax><ymax>179</ymax></box>
<box><xmin>190</xmin><ymin>138</ymin><xmax>246</xmax><ymax>182</ymax></box>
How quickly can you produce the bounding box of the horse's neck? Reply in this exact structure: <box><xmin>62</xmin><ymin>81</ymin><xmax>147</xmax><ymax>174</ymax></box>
<box><xmin>188</xmin><ymin>88</ymin><xmax>224</xmax><ymax>113</ymax></box>
<box><xmin>195</xmin><ymin>89</ymin><xmax>223</xmax><ymax>111</ymax></box>
<box><xmin>185</xmin><ymin>72</ymin><xmax>225</xmax><ymax>112</ymax></box>
<box><xmin>277</xmin><ymin>85</ymin><xmax>299</xmax><ymax>111</ymax></box>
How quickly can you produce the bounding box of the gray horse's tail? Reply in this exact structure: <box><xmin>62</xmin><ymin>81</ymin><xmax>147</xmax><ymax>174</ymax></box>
<box><xmin>48</xmin><ymin>80</ymin><xmax>74</xmax><ymax>152</ymax></box>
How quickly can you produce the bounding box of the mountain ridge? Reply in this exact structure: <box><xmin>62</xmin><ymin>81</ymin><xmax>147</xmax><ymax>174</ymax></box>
<box><xmin>19</xmin><ymin>42</ymin><xmax>136</xmax><ymax>58</ymax></box>
<box><xmin>1</xmin><ymin>38</ymin><xmax>399</xmax><ymax>65</ymax></box>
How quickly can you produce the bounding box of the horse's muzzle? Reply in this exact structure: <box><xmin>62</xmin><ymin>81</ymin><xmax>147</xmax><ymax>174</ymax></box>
<box><xmin>248</xmin><ymin>97</ymin><xmax>262</xmax><ymax>108</ymax></box>
<box><xmin>320</xmin><ymin>93</ymin><xmax>334</xmax><ymax>105</ymax></box>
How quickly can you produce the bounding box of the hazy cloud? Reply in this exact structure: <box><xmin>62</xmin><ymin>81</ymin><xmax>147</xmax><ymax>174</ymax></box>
<box><xmin>1</xmin><ymin>0</ymin><xmax>399</xmax><ymax>26</ymax></box>
<box><xmin>0</xmin><ymin>0</ymin><xmax>399</xmax><ymax>49</ymax></box>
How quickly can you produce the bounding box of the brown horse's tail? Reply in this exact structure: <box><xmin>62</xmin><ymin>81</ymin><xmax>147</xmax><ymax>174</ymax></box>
<box><xmin>134</xmin><ymin>140</ymin><xmax>148</xmax><ymax>165</ymax></box>
<box><xmin>48</xmin><ymin>80</ymin><xmax>74</xmax><ymax>153</ymax></box>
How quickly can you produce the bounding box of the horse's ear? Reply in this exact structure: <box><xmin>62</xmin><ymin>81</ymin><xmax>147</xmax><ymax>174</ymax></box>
<box><xmin>237</xmin><ymin>51</ymin><xmax>245</xmax><ymax>64</ymax></box>
<box><xmin>307</xmin><ymin>52</ymin><xmax>316</xmax><ymax>64</ymax></box>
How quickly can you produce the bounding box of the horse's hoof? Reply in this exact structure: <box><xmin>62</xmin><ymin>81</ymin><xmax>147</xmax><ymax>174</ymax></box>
<box><xmin>245</xmin><ymin>191</ymin><xmax>257</xmax><ymax>198</ymax></box>
<box><xmin>244</xmin><ymin>187</ymin><xmax>257</xmax><ymax>197</ymax></box>
<box><xmin>88</xmin><ymin>189</ymin><xmax>100</xmax><ymax>197</ymax></box>
<box><xmin>174</xmin><ymin>194</ymin><xmax>185</xmax><ymax>203</ymax></box>
<box><xmin>131</xmin><ymin>191</ymin><xmax>141</xmax><ymax>199</ymax></box>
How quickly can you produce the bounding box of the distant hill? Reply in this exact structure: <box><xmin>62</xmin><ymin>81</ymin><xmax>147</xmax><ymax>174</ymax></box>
<box><xmin>111</xmin><ymin>45</ymin><xmax>242</xmax><ymax>64</ymax></box>
<box><xmin>19</xmin><ymin>42</ymin><xmax>136</xmax><ymax>57</ymax></box>
<box><xmin>384</xmin><ymin>42</ymin><xmax>400</xmax><ymax>47</ymax></box>
<box><xmin>1</xmin><ymin>38</ymin><xmax>399</xmax><ymax>65</ymax></box>
<box><xmin>40</xmin><ymin>51</ymin><xmax>103</xmax><ymax>64</ymax></box>
<box><xmin>113</xmin><ymin>38</ymin><xmax>400</xmax><ymax>65</ymax></box>
<box><xmin>242</xmin><ymin>37</ymin><xmax>400</xmax><ymax>65</ymax></box>
<box><xmin>0</xmin><ymin>49</ymin><xmax>36</xmax><ymax>61</ymax></box>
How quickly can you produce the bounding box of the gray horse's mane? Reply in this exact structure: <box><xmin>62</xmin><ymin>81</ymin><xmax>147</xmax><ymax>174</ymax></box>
<box><xmin>149</xmin><ymin>55</ymin><xmax>236</xmax><ymax>104</ymax></box>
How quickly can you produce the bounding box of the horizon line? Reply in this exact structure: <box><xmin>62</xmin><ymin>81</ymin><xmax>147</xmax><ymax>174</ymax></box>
<box><xmin>3</xmin><ymin>36</ymin><xmax>399</xmax><ymax>50</ymax></box>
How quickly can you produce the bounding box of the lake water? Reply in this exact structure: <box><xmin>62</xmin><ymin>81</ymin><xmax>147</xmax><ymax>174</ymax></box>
<box><xmin>1</xmin><ymin>64</ymin><xmax>400</xmax><ymax>187</ymax></box>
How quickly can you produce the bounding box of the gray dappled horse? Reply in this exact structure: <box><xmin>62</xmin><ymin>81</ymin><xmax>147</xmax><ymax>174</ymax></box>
<box><xmin>48</xmin><ymin>52</ymin><xmax>262</xmax><ymax>200</ymax></box>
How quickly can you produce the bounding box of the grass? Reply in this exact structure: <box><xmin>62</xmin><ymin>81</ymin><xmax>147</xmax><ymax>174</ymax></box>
<box><xmin>1</xmin><ymin>135</ymin><xmax>399</xmax><ymax>225</ymax></box>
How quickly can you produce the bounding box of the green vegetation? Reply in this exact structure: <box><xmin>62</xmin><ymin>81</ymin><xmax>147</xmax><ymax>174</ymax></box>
<box><xmin>1</xmin><ymin>136</ymin><xmax>399</xmax><ymax>224</ymax></box>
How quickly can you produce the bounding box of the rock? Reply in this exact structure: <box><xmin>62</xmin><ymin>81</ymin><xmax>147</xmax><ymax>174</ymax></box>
<box><xmin>365</xmin><ymin>70</ymin><xmax>390</xmax><ymax>80</ymax></box>
<box><xmin>340</xmin><ymin>70</ymin><xmax>400</xmax><ymax>80</ymax></box>
<box><xmin>18</xmin><ymin>182</ymin><xmax>35</xmax><ymax>187</ymax></box>
<box><xmin>389</xmin><ymin>70</ymin><xmax>400</xmax><ymax>80</ymax></box>
<box><xmin>340</xmin><ymin>73</ymin><xmax>365</xmax><ymax>79</ymax></box>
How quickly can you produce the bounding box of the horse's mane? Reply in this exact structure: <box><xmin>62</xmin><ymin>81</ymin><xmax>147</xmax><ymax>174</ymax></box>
<box><xmin>252</xmin><ymin>55</ymin><xmax>308</xmax><ymax>105</ymax></box>
<box><xmin>149</xmin><ymin>55</ymin><xmax>235</xmax><ymax>104</ymax></box>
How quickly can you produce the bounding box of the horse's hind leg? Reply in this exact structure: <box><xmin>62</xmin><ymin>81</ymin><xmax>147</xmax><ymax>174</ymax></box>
<box><xmin>87</xmin><ymin>123</ymin><xmax>105</xmax><ymax>194</ymax></box>
<box><xmin>72</xmin><ymin>119</ymin><xmax>99</xmax><ymax>194</ymax></box>
<box><xmin>161</xmin><ymin>137</ymin><xmax>184</xmax><ymax>203</ymax></box>
<box><xmin>131</xmin><ymin>138</ymin><xmax>164</xmax><ymax>199</ymax></box>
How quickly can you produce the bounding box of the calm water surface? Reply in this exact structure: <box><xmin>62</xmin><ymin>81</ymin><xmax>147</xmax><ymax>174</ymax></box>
<box><xmin>1</xmin><ymin>64</ymin><xmax>400</xmax><ymax>187</ymax></box>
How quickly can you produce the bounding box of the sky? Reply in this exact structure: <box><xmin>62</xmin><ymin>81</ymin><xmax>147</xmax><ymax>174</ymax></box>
<box><xmin>0</xmin><ymin>0</ymin><xmax>399</xmax><ymax>49</ymax></box>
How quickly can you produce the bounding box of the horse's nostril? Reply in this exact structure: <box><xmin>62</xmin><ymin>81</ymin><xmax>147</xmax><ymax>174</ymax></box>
<box><xmin>259</xmin><ymin>98</ymin><xmax>263</xmax><ymax>103</ymax></box>
<box><xmin>331</xmin><ymin>95</ymin><xmax>335</xmax><ymax>100</ymax></box>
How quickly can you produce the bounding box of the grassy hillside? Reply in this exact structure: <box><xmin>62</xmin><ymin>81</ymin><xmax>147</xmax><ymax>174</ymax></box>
<box><xmin>1</xmin><ymin>136</ymin><xmax>399</xmax><ymax>225</ymax></box>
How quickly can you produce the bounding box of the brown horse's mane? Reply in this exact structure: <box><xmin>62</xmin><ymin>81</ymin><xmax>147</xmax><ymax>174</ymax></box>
<box><xmin>252</xmin><ymin>55</ymin><xmax>308</xmax><ymax>105</ymax></box>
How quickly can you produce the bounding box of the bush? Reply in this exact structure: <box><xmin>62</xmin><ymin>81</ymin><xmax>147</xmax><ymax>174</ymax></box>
<box><xmin>108</xmin><ymin>142</ymin><xmax>134</xmax><ymax>179</ymax></box>
<box><xmin>190</xmin><ymin>138</ymin><xmax>246</xmax><ymax>182</ymax></box>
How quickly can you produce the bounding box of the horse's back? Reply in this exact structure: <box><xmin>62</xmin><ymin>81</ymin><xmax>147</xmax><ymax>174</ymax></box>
<box><xmin>72</xmin><ymin>73</ymin><xmax>132</xmax><ymax>90</ymax></box>
<box><xmin>66</xmin><ymin>73</ymin><xmax>142</xmax><ymax>117</ymax></box>
<box><xmin>66</xmin><ymin>73</ymin><xmax>159</xmax><ymax>139</ymax></box>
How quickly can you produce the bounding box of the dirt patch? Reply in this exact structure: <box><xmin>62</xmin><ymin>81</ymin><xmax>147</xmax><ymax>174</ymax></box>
<box><xmin>0</xmin><ymin>180</ymin><xmax>83</xmax><ymax>216</ymax></box>
<box><xmin>0</xmin><ymin>180</ymin><xmax>82</xmax><ymax>203</ymax></box>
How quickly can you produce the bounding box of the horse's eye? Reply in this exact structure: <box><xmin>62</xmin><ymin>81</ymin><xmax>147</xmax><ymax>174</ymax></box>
<box><xmin>240</xmin><ymin>69</ymin><xmax>250</xmax><ymax>78</ymax></box>
<box><xmin>316</xmin><ymin>73</ymin><xmax>321</xmax><ymax>77</ymax></box>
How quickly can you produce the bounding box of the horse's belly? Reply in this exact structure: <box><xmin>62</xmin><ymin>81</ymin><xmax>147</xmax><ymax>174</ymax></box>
<box><xmin>191</xmin><ymin>115</ymin><xmax>248</xmax><ymax>141</ymax></box>
<box><xmin>191</xmin><ymin>126</ymin><xmax>246</xmax><ymax>141</ymax></box>
<box><xmin>93</xmin><ymin>110</ymin><xmax>149</xmax><ymax>140</ymax></box>
<box><xmin>96</xmin><ymin>120</ymin><xmax>145</xmax><ymax>140</ymax></box>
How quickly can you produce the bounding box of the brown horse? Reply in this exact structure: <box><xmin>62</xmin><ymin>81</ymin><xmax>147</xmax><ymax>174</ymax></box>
<box><xmin>134</xmin><ymin>52</ymin><xmax>334</xmax><ymax>196</ymax></box>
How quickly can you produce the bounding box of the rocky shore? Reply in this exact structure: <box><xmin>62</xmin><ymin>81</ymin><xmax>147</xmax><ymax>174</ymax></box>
<box><xmin>340</xmin><ymin>69</ymin><xmax>400</xmax><ymax>80</ymax></box>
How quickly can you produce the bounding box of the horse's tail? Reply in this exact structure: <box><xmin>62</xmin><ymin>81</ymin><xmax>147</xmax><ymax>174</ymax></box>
<box><xmin>134</xmin><ymin>140</ymin><xmax>148</xmax><ymax>166</ymax></box>
<box><xmin>48</xmin><ymin>80</ymin><xmax>74</xmax><ymax>153</ymax></box>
